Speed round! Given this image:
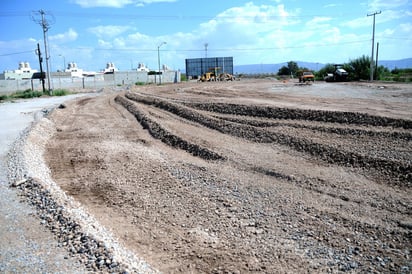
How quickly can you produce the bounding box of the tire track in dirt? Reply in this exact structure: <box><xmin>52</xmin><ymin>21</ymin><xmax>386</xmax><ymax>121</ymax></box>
<box><xmin>121</xmin><ymin>92</ymin><xmax>411</xmax><ymax>186</ymax></box>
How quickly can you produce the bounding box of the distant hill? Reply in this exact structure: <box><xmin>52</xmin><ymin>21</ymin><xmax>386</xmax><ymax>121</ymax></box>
<box><xmin>378</xmin><ymin>58</ymin><xmax>412</xmax><ymax>70</ymax></box>
<box><xmin>233</xmin><ymin>58</ymin><xmax>412</xmax><ymax>74</ymax></box>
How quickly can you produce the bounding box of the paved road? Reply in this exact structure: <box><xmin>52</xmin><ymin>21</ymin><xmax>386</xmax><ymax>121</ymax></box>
<box><xmin>0</xmin><ymin>95</ymin><xmax>89</xmax><ymax>273</ymax></box>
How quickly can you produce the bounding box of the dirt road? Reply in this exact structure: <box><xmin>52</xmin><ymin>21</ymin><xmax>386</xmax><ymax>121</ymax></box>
<box><xmin>45</xmin><ymin>79</ymin><xmax>411</xmax><ymax>273</ymax></box>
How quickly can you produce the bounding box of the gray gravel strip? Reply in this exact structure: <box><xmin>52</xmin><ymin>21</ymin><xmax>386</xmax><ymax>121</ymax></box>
<box><xmin>0</xmin><ymin>96</ymin><xmax>90</xmax><ymax>273</ymax></box>
<box><xmin>1</xmin><ymin>95</ymin><xmax>158</xmax><ymax>273</ymax></box>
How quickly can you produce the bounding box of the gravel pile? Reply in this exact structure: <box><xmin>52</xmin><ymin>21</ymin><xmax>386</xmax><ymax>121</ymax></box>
<box><xmin>7</xmin><ymin>113</ymin><xmax>158</xmax><ymax>273</ymax></box>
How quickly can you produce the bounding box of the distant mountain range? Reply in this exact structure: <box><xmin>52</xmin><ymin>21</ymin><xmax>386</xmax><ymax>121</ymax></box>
<box><xmin>233</xmin><ymin>58</ymin><xmax>412</xmax><ymax>74</ymax></box>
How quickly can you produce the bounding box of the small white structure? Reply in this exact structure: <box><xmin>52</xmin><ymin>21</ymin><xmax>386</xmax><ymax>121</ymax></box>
<box><xmin>0</xmin><ymin>62</ymin><xmax>38</xmax><ymax>80</ymax></box>
<box><xmin>65</xmin><ymin>62</ymin><xmax>84</xmax><ymax>78</ymax></box>
<box><xmin>103</xmin><ymin>62</ymin><xmax>118</xmax><ymax>74</ymax></box>
<box><xmin>136</xmin><ymin>63</ymin><xmax>150</xmax><ymax>72</ymax></box>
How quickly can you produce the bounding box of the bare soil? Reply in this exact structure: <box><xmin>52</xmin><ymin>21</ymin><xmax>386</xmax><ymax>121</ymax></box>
<box><xmin>45</xmin><ymin>79</ymin><xmax>411</xmax><ymax>273</ymax></box>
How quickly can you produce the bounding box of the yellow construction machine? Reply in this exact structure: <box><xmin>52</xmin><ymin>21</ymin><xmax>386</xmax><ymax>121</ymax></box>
<box><xmin>199</xmin><ymin>67</ymin><xmax>221</xmax><ymax>82</ymax></box>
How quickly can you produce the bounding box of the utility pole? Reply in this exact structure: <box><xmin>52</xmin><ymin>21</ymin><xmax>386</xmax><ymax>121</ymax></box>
<box><xmin>35</xmin><ymin>43</ymin><xmax>45</xmax><ymax>93</ymax></box>
<box><xmin>157</xmin><ymin>42</ymin><xmax>166</xmax><ymax>85</ymax></box>
<box><xmin>31</xmin><ymin>10</ymin><xmax>55</xmax><ymax>94</ymax></box>
<box><xmin>204</xmin><ymin>43</ymin><xmax>208</xmax><ymax>58</ymax></box>
<box><xmin>367</xmin><ymin>11</ymin><xmax>381</xmax><ymax>81</ymax></box>
<box><xmin>375</xmin><ymin>42</ymin><xmax>379</xmax><ymax>80</ymax></box>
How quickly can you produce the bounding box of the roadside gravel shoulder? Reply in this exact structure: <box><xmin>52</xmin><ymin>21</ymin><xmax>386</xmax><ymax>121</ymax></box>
<box><xmin>1</xmin><ymin>108</ymin><xmax>88</xmax><ymax>273</ymax></box>
<box><xmin>1</xmin><ymin>94</ymin><xmax>157</xmax><ymax>273</ymax></box>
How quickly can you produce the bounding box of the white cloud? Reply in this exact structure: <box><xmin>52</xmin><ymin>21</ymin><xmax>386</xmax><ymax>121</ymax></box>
<box><xmin>88</xmin><ymin>25</ymin><xmax>133</xmax><ymax>38</ymax></box>
<box><xmin>50</xmin><ymin>1</ymin><xmax>411</xmax><ymax>70</ymax></box>
<box><xmin>399</xmin><ymin>22</ymin><xmax>412</xmax><ymax>32</ymax></box>
<box><xmin>72</xmin><ymin>0</ymin><xmax>176</xmax><ymax>8</ymax></box>
<box><xmin>368</xmin><ymin>0</ymin><xmax>409</xmax><ymax>11</ymax></box>
<box><xmin>341</xmin><ymin>16</ymin><xmax>371</xmax><ymax>29</ymax></box>
<box><xmin>305</xmin><ymin>16</ymin><xmax>332</xmax><ymax>30</ymax></box>
<box><xmin>323</xmin><ymin>4</ymin><xmax>339</xmax><ymax>8</ymax></box>
<box><xmin>72</xmin><ymin>0</ymin><xmax>133</xmax><ymax>8</ymax></box>
<box><xmin>49</xmin><ymin>28</ymin><xmax>78</xmax><ymax>43</ymax></box>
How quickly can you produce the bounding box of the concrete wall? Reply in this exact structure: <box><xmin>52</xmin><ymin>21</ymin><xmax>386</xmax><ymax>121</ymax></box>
<box><xmin>0</xmin><ymin>70</ymin><xmax>180</xmax><ymax>95</ymax></box>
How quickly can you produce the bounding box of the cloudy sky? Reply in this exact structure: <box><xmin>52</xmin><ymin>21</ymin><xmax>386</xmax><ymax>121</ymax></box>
<box><xmin>0</xmin><ymin>0</ymin><xmax>411</xmax><ymax>72</ymax></box>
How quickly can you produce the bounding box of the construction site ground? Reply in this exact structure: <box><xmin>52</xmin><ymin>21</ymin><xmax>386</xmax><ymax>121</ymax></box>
<box><xmin>44</xmin><ymin>79</ymin><xmax>411</xmax><ymax>273</ymax></box>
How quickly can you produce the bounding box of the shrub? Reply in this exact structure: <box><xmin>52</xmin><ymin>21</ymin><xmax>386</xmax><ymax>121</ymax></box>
<box><xmin>11</xmin><ymin>89</ymin><xmax>43</xmax><ymax>99</ymax></box>
<box><xmin>52</xmin><ymin>89</ymin><xmax>70</xmax><ymax>96</ymax></box>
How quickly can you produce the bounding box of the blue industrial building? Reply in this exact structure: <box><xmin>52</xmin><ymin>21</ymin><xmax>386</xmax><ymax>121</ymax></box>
<box><xmin>185</xmin><ymin>57</ymin><xmax>233</xmax><ymax>78</ymax></box>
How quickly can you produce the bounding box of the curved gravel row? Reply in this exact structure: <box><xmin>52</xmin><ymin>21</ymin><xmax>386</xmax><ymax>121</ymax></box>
<box><xmin>123</xmin><ymin>92</ymin><xmax>411</xmax><ymax>185</ymax></box>
<box><xmin>7</xmin><ymin>113</ymin><xmax>158</xmax><ymax>274</ymax></box>
<box><xmin>186</xmin><ymin>102</ymin><xmax>412</xmax><ymax>129</ymax></box>
<box><xmin>115</xmin><ymin>95</ymin><xmax>223</xmax><ymax>161</ymax></box>
<box><xmin>214</xmin><ymin>115</ymin><xmax>412</xmax><ymax>141</ymax></box>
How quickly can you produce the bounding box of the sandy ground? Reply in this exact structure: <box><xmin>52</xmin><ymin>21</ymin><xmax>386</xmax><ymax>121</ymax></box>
<box><xmin>41</xmin><ymin>79</ymin><xmax>412</xmax><ymax>273</ymax></box>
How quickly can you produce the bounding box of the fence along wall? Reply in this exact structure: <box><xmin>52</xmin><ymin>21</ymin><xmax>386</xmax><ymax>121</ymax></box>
<box><xmin>0</xmin><ymin>70</ymin><xmax>180</xmax><ymax>95</ymax></box>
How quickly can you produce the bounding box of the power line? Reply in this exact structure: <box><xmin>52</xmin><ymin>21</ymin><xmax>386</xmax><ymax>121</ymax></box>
<box><xmin>67</xmin><ymin>39</ymin><xmax>370</xmax><ymax>53</ymax></box>
<box><xmin>0</xmin><ymin>10</ymin><xmax>367</xmax><ymax>20</ymax></box>
<box><xmin>0</xmin><ymin>50</ymin><xmax>34</xmax><ymax>57</ymax></box>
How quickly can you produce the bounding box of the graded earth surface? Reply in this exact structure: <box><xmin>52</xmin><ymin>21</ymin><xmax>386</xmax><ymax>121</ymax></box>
<box><xmin>4</xmin><ymin>79</ymin><xmax>412</xmax><ymax>273</ymax></box>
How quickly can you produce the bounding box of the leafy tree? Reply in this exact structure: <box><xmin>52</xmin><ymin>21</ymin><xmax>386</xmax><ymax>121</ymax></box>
<box><xmin>376</xmin><ymin>66</ymin><xmax>390</xmax><ymax>80</ymax></box>
<box><xmin>287</xmin><ymin>61</ymin><xmax>299</xmax><ymax>77</ymax></box>
<box><xmin>316</xmin><ymin>64</ymin><xmax>336</xmax><ymax>79</ymax></box>
<box><xmin>347</xmin><ymin>55</ymin><xmax>370</xmax><ymax>80</ymax></box>
<box><xmin>277</xmin><ymin>61</ymin><xmax>299</xmax><ymax>77</ymax></box>
<box><xmin>277</xmin><ymin>66</ymin><xmax>290</xmax><ymax>76</ymax></box>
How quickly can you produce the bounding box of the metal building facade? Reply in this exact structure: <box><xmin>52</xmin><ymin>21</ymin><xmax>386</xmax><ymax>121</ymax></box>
<box><xmin>185</xmin><ymin>57</ymin><xmax>233</xmax><ymax>77</ymax></box>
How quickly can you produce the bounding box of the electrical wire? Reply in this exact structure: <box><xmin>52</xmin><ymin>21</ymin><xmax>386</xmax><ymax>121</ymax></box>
<box><xmin>0</xmin><ymin>50</ymin><xmax>34</xmax><ymax>57</ymax></box>
<box><xmin>66</xmin><ymin>39</ymin><xmax>370</xmax><ymax>53</ymax></box>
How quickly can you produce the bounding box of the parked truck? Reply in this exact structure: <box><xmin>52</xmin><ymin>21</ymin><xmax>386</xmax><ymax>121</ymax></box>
<box><xmin>297</xmin><ymin>70</ymin><xmax>315</xmax><ymax>83</ymax></box>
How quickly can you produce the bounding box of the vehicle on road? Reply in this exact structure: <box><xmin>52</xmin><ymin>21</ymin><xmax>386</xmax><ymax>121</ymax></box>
<box><xmin>298</xmin><ymin>71</ymin><xmax>315</xmax><ymax>83</ymax></box>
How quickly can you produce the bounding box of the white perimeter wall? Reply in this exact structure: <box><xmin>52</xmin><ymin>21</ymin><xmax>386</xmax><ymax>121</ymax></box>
<box><xmin>0</xmin><ymin>70</ymin><xmax>181</xmax><ymax>95</ymax></box>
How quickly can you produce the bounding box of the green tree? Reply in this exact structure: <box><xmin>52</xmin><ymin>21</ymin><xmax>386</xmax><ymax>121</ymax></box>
<box><xmin>315</xmin><ymin>64</ymin><xmax>336</xmax><ymax>79</ymax></box>
<box><xmin>376</xmin><ymin>65</ymin><xmax>390</xmax><ymax>80</ymax></box>
<box><xmin>278</xmin><ymin>61</ymin><xmax>299</xmax><ymax>77</ymax></box>
<box><xmin>277</xmin><ymin>65</ymin><xmax>290</xmax><ymax>76</ymax></box>
<box><xmin>287</xmin><ymin>61</ymin><xmax>299</xmax><ymax>77</ymax></box>
<box><xmin>348</xmin><ymin>55</ymin><xmax>370</xmax><ymax>80</ymax></box>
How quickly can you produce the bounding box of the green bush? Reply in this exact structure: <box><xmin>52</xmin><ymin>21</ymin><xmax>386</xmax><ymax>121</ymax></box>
<box><xmin>0</xmin><ymin>88</ymin><xmax>73</xmax><ymax>102</ymax></box>
<box><xmin>135</xmin><ymin>82</ymin><xmax>145</xmax><ymax>86</ymax></box>
<box><xmin>52</xmin><ymin>89</ymin><xmax>70</xmax><ymax>96</ymax></box>
<box><xmin>11</xmin><ymin>89</ymin><xmax>43</xmax><ymax>99</ymax></box>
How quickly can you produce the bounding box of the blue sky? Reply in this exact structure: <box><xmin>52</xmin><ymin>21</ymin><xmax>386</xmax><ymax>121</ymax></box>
<box><xmin>1</xmin><ymin>0</ymin><xmax>411</xmax><ymax>72</ymax></box>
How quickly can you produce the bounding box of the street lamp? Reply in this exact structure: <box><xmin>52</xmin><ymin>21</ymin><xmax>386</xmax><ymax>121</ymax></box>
<box><xmin>59</xmin><ymin>54</ymin><xmax>66</xmax><ymax>71</ymax></box>
<box><xmin>157</xmin><ymin>41</ymin><xmax>166</xmax><ymax>84</ymax></box>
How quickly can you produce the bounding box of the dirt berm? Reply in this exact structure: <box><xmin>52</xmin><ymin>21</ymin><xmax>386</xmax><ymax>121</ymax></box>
<box><xmin>44</xmin><ymin>79</ymin><xmax>411</xmax><ymax>273</ymax></box>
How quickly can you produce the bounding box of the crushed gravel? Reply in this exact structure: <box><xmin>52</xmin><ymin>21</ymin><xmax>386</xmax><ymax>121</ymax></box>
<box><xmin>4</xmin><ymin>101</ymin><xmax>158</xmax><ymax>273</ymax></box>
